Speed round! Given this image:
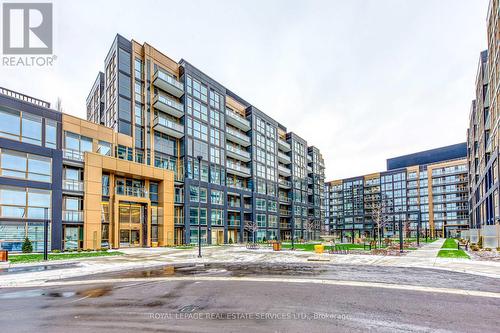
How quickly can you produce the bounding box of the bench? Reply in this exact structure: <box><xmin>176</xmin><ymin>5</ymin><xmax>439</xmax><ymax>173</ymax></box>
<box><xmin>363</xmin><ymin>241</ymin><xmax>377</xmax><ymax>251</ymax></box>
<box><xmin>246</xmin><ymin>243</ymin><xmax>260</xmax><ymax>250</ymax></box>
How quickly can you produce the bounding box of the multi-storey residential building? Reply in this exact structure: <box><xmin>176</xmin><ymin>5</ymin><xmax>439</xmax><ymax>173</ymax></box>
<box><xmin>465</xmin><ymin>0</ymin><xmax>500</xmax><ymax>248</ymax></box>
<box><xmin>0</xmin><ymin>36</ymin><xmax>325</xmax><ymax>252</ymax></box>
<box><xmin>325</xmin><ymin>144</ymin><xmax>468</xmax><ymax>240</ymax></box>
<box><xmin>0</xmin><ymin>88</ymin><xmax>62</xmax><ymax>251</ymax></box>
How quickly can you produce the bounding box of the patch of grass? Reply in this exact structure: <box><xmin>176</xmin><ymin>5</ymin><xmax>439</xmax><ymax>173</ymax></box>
<box><xmin>437</xmin><ymin>249</ymin><xmax>469</xmax><ymax>259</ymax></box>
<box><xmin>442</xmin><ymin>238</ymin><xmax>458</xmax><ymax>249</ymax></box>
<box><xmin>9</xmin><ymin>251</ymin><xmax>124</xmax><ymax>264</ymax></box>
<box><xmin>281</xmin><ymin>243</ymin><xmax>368</xmax><ymax>251</ymax></box>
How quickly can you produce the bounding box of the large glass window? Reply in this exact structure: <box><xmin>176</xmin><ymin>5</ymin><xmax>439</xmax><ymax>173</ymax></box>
<box><xmin>21</xmin><ymin>113</ymin><xmax>42</xmax><ymax>145</ymax></box>
<box><xmin>0</xmin><ymin>186</ymin><xmax>51</xmax><ymax>219</ymax></box>
<box><xmin>45</xmin><ymin>120</ymin><xmax>57</xmax><ymax>149</ymax></box>
<box><xmin>211</xmin><ymin>209</ymin><xmax>223</xmax><ymax>226</ymax></box>
<box><xmin>0</xmin><ymin>149</ymin><xmax>51</xmax><ymax>182</ymax></box>
<box><xmin>0</xmin><ymin>108</ymin><xmax>20</xmax><ymax>140</ymax></box>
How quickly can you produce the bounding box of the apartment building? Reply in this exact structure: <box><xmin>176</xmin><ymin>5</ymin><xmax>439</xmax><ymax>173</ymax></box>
<box><xmin>325</xmin><ymin>144</ymin><xmax>468</xmax><ymax>240</ymax></box>
<box><xmin>85</xmin><ymin>34</ymin><xmax>325</xmax><ymax>246</ymax></box>
<box><xmin>0</xmin><ymin>88</ymin><xmax>62</xmax><ymax>251</ymax></box>
<box><xmin>464</xmin><ymin>0</ymin><xmax>500</xmax><ymax>248</ymax></box>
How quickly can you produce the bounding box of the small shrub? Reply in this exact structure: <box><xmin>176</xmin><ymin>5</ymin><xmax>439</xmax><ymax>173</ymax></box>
<box><xmin>228</xmin><ymin>237</ymin><xmax>233</xmax><ymax>244</ymax></box>
<box><xmin>99</xmin><ymin>248</ymin><xmax>108</xmax><ymax>252</ymax></box>
<box><xmin>471</xmin><ymin>245</ymin><xmax>479</xmax><ymax>251</ymax></box>
<box><xmin>484</xmin><ymin>248</ymin><xmax>492</xmax><ymax>251</ymax></box>
<box><xmin>77</xmin><ymin>248</ymin><xmax>82</xmax><ymax>253</ymax></box>
<box><xmin>496</xmin><ymin>247</ymin><xmax>500</xmax><ymax>252</ymax></box>
<box><xmin>86</xmin><ymin>249</ymin><xmax>93</xmax><ymax>252</ymax></box>
<box><xmin>262</xmin><ymin>237</ymin><xmax>267</xmax><ymax>243</ymax></box>
<box><xmin>22</xmin><ymin>237</ymin><xmax>33</xmax><ymax>253</ymax></box>
<box><xmin>478</xmin><ymin>236</ymin><xmax>483</xmax><ymax>249</ymax></box>
<box><xmin>52</xmin><ymin>249</ymin><xmax>61</xmax><ymax>254</ymax></box>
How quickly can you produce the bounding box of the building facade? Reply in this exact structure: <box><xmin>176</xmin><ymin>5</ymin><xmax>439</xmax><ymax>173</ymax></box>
<box><xmin>0</xmin><ymin>35</ymin><xmax>325</xmax><ymax>252</ymax></box>
<box><xmin>465</xmin><ymin>0</ymin><xmax>500</xmax><ymax>248</ymax></box>
<box><xmin>85</xmin><ymin>34</ymin><xmax>325</xmax><ymax>246</ymax></box>
<box><xmin>325</xmin><ymin>144</ymin><xmax>468</xmax><ymax>240</ymax></box>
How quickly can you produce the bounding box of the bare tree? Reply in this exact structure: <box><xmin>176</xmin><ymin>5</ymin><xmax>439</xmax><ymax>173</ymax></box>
<box><xmin>371</xmin><ymin>197</ymin><xmax>390</xmax><ymax>248</ymax></box>
<box><xmin>303</xmin><ymin>219</ymin><xmax>318</xmax><ymax>242</ymax></box>
<box><xmin>244</xmin><ymin>220</ymin><xmax>259</xmax><ymax>244</ymax></box>
<box><xmin>56</xmin><ymin>97</ymin><xmax>63</xmax><ymax>112</ymax></box>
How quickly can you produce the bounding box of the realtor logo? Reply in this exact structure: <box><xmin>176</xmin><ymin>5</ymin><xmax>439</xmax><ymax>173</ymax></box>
<box><xmin>2</xmin><ymin>2</ymin><xmax>53</xmax><ymax>54</ymax></box>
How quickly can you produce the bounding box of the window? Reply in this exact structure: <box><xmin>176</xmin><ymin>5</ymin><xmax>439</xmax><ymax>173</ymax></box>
<box><xmin>211</xmin><ymin>190</ymin><xmax>224</xmax><ymax>205</ymax></box>
<box><xmin>256</xmin><ymin>198</ymin><xmax>266</xmax><ymax>211</ymax></box>
<box><xmin>0</xmin><ymin>186</ymin><xmax>51</xmax><ymax>219</ymax></box>
<box><xmin>97</xmin><ymin>141</ymin><xmax>112</xmax><ymax>156</ymax></box>
<box><xmin>0</xmin><ymin>149</ymin><xmax>51</xmax><ymax>182</ymax></box>
<box><xmin>209</xmin><ymin>90</ymin><xmax>222</xmax><ymax>110</ymax></box>
<box><xmin>210</xmin><ymin>110</ymin><xmax>221</xmax><ymax>128</ymax></box>
<box><xmin>0</xmin><ymin>108</ymin><xmax>20</xmax><ymax>140</ymax></box>
<box><xmin>192</xmin><ymin>119</ymin><xmax>208</xmax><ymax>141</ymax></box>
<box><xmin>118</xmin><ymin>48</ymin><xmax>131</xmax><ymax>74</ymax></box>
<box><xmin>45</xmin><ymin>120</ymin><xmax>57</xmax><ymax>149</ymax></box>
<box><xmin>186</xmin><ymin>75</ymin><xmax>208</xmax><ymax>102</ymax></box>
<box><xmin>190</xmin><ymin>186</ymin><xmax>199</xmax><ymax>202</ymax></box>
<box><xmin>187</xmin><ymin>97</ymin><xmax>208</xmax><ymax>122</ymax></box>
<box><xmin>21</xmin><ymin>113</ymin><xmax>42</xmax><ymax>145</ymax></box>
<box><xmin>211</xmin><ymin>209</ymin><xmax>223</xmax><ymax>226</ymax></box>
<box><xmin>199</xmin><ymin>187</ymin><xmax>207</xmax><ymax>203</ymax></box>
<box><xmin>116</xmin><ymin>145</ymin><xmax>133</xmax><ymax>161</ymax></box>
<box><xmin>189</xmin><ymin>207</ymin><xmax>207</xmax><ymax>225</ymax></box>
<box><xmin>256</xmin><ymin>214</ymin><xmax>266</xmax><ymax>227</ymax></box>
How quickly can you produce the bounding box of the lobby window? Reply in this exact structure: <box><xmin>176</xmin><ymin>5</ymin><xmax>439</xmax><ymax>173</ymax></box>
<box><xmin>0</xmin><ymin>149</ymin><xmax>51</xmax><ymax>183</ymax></box>
<box><xmin>45</xmin><ymin>119</ymin><xmax>57</xmax><ymax>149</ymax></box>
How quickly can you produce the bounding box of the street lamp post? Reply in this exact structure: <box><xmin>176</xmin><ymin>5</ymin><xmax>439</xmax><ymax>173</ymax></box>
<box><xmin>398</xmin><ymin>219</ymin><xmax>403</xmax><ymax>253</ymax></box>
<box><xmin>44</xmin><ymin>207</ymin><xmax>49</xmax><ymax>261</ymax></box>
<box><xmin>416</xmin><ymin>211</ymin><xmax>421</xmax><ymax>247</ymax></box>
<box><xmin>197</xmin><ymin>155</ymin><xmax>203</xmax><ymax>258</ymax></box>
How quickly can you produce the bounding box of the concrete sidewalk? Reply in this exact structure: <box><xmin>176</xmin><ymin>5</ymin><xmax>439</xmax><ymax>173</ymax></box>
<box><xmin>406</xmin><ymin>238</ymin><xmax>445</xmax><ymax>258</ymax></box>
<box><xmin>1</xmin><ymin>244</ymin><xmax>500</xmax><ymax>288</ymax></box>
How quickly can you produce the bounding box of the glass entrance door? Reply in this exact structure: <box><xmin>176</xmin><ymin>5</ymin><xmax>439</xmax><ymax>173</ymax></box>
<box><xmin>118</xmin><ymin>203</ymin><xmax>144</xmax><ymax>247</ymax></box>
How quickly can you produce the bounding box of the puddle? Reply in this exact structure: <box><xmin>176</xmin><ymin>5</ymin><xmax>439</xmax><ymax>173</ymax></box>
<box><xmin>77</xmin><ymin>286</ymin><xmax>112</xmax><ymax>298</ymax></box>
<box><xmin>97</xmin><ymin>263</ymin><xmax>326</xmax><ymax>280</ymax></box>
<box><xmin>0</xmin><ymin>263</ymin><xmax>77</xmax><ymax>275</ymax></box>
<box><xmin>0</xmin><ymin>289</ymin><xmax>76</xmax><ymax>299</ymax></box>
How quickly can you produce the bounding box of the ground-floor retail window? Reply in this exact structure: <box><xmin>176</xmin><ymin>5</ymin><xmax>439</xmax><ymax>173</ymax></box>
<box><xmin>0</xmin><ymin>221</ymin><xmax>51</xmax><ymax>252</ymax></box>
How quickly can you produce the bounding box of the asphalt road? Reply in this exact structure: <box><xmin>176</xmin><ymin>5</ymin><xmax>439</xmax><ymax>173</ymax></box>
<box><xmin>1</xmin><ymin>263</ymin><xmax>499</xmax><ymax>333</ymax></box>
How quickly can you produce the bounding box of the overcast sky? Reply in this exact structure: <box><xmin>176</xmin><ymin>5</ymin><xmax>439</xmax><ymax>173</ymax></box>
<box><xmin>0</xmin><ymin>0</ymin><xmax>489</xmax><ymax>180</ymax></box>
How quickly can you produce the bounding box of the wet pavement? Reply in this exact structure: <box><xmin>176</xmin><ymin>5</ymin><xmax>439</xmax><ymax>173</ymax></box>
<box><xmin>59</xmin><ymin>262</ymin><xmax>500</xmax><ymax>293</ymax></box>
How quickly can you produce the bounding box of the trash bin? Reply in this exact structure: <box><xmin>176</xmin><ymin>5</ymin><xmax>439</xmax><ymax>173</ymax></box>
<box><xmin>314</xmin><ymin>244</ymin><xmax>324</xmax><ymax>254</ymax></box>
<box><xmin>273</xmin><ymin>242</ymin><xmax>282</xmax><ymax>251</ymax></box>
<box><xmin>0</xmin><ymin>250</ymin><xmax>8</xmax><ymax>262</ymax></box>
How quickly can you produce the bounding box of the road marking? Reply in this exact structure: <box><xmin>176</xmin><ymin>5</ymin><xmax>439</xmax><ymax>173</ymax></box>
<box><xmin>4</xmin><ymin>276</ymin><xmax>500</xmax><ymax>299</ymax></box>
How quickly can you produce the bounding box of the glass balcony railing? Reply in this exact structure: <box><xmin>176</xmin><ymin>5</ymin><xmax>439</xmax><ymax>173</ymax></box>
<box><xmin>154</xmin><ymin>116</ymin><xmax>184</xmax><ymax>133</ymax></box>
<box><xmin>278</xmin><ymin>179</ymin><xmax>292</xmax><ymax>187</ymax></box>
<box><xmin>226</xmin><ymin>127</ymin><xmax>250</xmax><ymax>143</ymax></box>
<box><xmin>226</xmin><ymin>144</ymin><xmax>250</xmax><ymax>159</ymax></box>
<box><xmin>63</xmin><ymin>179</ymin><xmax>84</xmax><ymax>191</ymax></box>
<box><xmin>227</xmin><ymin>160</ymin><xmax>251</xmax><ymax>174</ymax></box>
<box><xmin>278</xmin><ymin>164</ymin><xmax>291</xmax><ymax>175</ymax></box>
<box><xmin>115</xmin><ymin>185</ymin><xmax>147</xmax><ymax>197</ymax></box>
<box><xmin>155</xmin><ymin>93</ymin><xmax>184</xmax><ymax>113</ymax></box>
<box><xmin>225</xmin><ymin>108</ymin><xmax>250</xmax><ymax>128</ymax></box>
<box><xmin>63</xmin><ymin>149</ymin><xmax>84</xmax><ymax>161</ymax></box>
<box><xmin>63</xmin><ymin>210</ymin><xmax>84</xmax><ymax>222</ymax></box>
<box><xmin>156</xmin><ymin>69</ymin><xmax>184</xmax><ymax>91</ymax></box>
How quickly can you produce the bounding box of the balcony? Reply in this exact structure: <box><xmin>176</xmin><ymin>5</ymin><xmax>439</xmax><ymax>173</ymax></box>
<box><xmin>307</xmin><ymin>166</ymin><xmax>313</xmax><ymax>174</ymax></box>
<box><xmin>278</xmin><ymin>178</ymin><xmax>292</xmax><ymax>188</ymax></box>
<box><xmin>63</xmin><ymin>179</ymin><xmax>83</xmax><ymax>192</ymax></box>
<box><xmin>154</xmin><ymin>93</ymin><xmax>184</xmax><ymax>118</ymax></box>
<box><xmin>153</xmin><ymin>69</ymin><xmax>184</xmax><ymax>98</ymax></box>
<box><xmin>153</xmin><ymin>116</ymin><xmax>184</xmax><ymax>138</ymax></box>
<box><xmin>280</xmin><ymin>209</ymin><xmax>291</xmax><ymax>217</ymax></box>
<box><xmin>226</xmin><ymin>127</ymin><xmax>251</xmax><ymax>147</ymax></box>
<box><xmin>62</xmin><ymin>210</ymin><xmax>83</xmax><ymax>222</ymax></box>
<box><xmin>226</xmin><ymin>160</ymin><xmax>251</xmax><ymax>178</ymax></box>
<box><xmin>278</xmin><ymin>138</ymin><xmax>291</xmax><ymax>152</ymax></box>
<box><xmin>279</xmin><ymin>196</ymin><xmax>292</xmax><ymax>204</ymax></box>
<box><xmin>278</xmin><ymin>164</ymin><xmax>291</xmax><ymax>176</ymax></box>
<box><xmin>225</xmin><ymin>108</ymin><xmax>251</xmax><ymax>131</ymax></box>
<box><xmin>228</xmin><ymin>219</ymin><xmax>241</xmax><ymax>227</ymax></box>
<box><xmin>280</xmin><ymin>222</ymin><xmax>291</xmax><ymax>229</ymax></box>
<box><xmin>115</xmin><ymin>185</ymin><xmax>147</xmax><ymax>198</ymax></box>
<box><xmin>226</xmin><ymin>144</ymin><xmax>251</xmax><ymax>162</ymax></box>
<box><xmin>278</xmin><ymin>151</ymin><xmax>291</xmax><ymax>164</ymax></box>
<box><xmin>63</xmin><ymin>149</ymin><xmax>84</xmax><ymax>162</ymax></box>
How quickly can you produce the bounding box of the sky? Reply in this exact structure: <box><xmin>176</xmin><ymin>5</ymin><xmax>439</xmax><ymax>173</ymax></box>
<box><xmin>0</xmin><ymin>0</ymin><xmax>490</xmax><ymax>180</ymax></box>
